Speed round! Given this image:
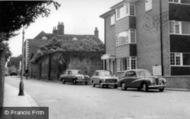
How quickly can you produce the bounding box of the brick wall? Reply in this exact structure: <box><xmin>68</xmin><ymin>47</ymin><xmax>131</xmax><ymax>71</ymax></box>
<box><xmin>30</xmin><ymin>51</ymin><xmax>103</xmax><ymax>80</ymax></box>
<box><xmin>165</xmin><ymin>76</ymin><xmax>190</xmax><ymax>89</ymax></box>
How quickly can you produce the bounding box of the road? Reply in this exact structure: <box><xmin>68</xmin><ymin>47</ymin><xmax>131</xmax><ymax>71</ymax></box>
<box><xmin>5</xmin><ymin>76</ymin><xmax>190</xmax><ymax>119</ymax></box>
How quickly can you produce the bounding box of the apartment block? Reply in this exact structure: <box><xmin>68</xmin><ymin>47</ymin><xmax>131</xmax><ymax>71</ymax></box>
<box><xmin>100</xmin><ymin>0</ymin><xmax>190</xmax><ymax>76</ymax></box>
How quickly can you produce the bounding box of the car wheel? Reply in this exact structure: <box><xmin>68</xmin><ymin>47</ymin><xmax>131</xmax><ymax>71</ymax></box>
<box><xmin>73</xmin><ymin>79</ymin><xmax>77</xmax><ymax>85</ymax></box>
<box><xmin>84</xmin><ymin>81</ymin><xmax>88</xmax><ymax>85</ymax></box>
<box><xmin>93</xmin><ymin>83</ymin><xmax>96</xmax><ymax>87</ymax></box>
<box><xmin>114</xmin><ymin>85</ymin><xmax>118</xmax><ymax>88</ymax></box>
<box><xmin>121</xmin><ymin>83</ymin><xmax>127</xmax><ymax>90</ymax></box>
<box><xmin>142</xmin><ymin>83</ymin><xmax>148</xmax><ymax>92</ymax></box>
<box><xmin>99</xmin><ymin>81</ymin><xmax>103</xmax><ymax>88</ymax></box>
<box><xmin>62</xmin><ymin>79</ymin><xmax>65</xmax><ymax>84</ymax></box>
<box><xmin>159</xmin><ymin>88</ymin><xmax>164</xmax><ymax>92</ymax></box>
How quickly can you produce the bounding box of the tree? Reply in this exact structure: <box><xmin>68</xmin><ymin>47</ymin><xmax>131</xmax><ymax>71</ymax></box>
<box><xmin>0</xmin><ymin>1</ymin><xmax>60</xmax><ymax>107</ymax></box>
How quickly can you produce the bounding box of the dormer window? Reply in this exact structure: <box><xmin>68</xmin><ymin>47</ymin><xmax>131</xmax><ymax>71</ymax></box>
<box><xmin>73</xmin><ymin>37</ymin><xmax>78</xmax><ymax>41</ymax></box>
<box><xmin>42</xmin><ymin>36</ymin><xmax>47</xmax><ymax>40</ymax></box>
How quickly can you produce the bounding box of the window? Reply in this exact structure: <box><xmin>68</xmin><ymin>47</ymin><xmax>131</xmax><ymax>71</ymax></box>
<box><xmin>125</xmin><ymin>71</ymin><xmax>136</xmax><ymax>77</ymax></box>
<box><xmin>117</xmin><ymin>57</ymin><xmax>137</xmax><ymax>71</ymax></box>
<box><xmin>170</xmin><ymin>21</ymin><xmax>182</xmax><ymax>34</ymax></box>
<box><xmin>170</xmin><ymin>53</ymin><xmax>183</xmax><ymax>66</ymax></box>
<box><xmin>130</xmin><ymin>29</ymin><xmax>136</xmax><ymax>43</ymax></box>
<box><xmin>183</xmin><ymin>53</ymin><xmax>190</xmax><ymax>66</ymax></box>
<box><xmin>169</xmin><ymin>0</ymin><xmax>181</xmax><ymax>3</ymax></box>
<box><xmin>130</xmin><ymin>57</ymin><xmax>137</xmax><ymax>69</ymax></box>
<box><xmin>116</xmin><ymin>29</ymin><xmax>136</xmax><ymax>46</ymax></box>
<box><xmin>116</xmin><ymin>3</ymin><xmax>136</xmax><ymax>21</ymax></box>
<box><xmin>130</xmin><ymin>4</ymin><xmax>135</xmax><ymax>16</ymax></box>
<box><xmin>111</xmin><ymin>14</ymin><xmax>115</xmax><ymax>26</ymax></box>
<box><xmin>145</xmin><ymin>0</ymin><xmax>152</xmax><ymax>11</ymax></box>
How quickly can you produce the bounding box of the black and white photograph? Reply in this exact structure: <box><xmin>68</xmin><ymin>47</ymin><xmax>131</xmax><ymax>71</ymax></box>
<box><xmin>0</xmin><ymin>0</ymin><xmax>190</xmax><ymax>119</ymax></box>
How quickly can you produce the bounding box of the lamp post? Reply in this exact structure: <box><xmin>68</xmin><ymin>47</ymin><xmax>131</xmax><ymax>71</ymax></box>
<box><xmin>18</xmin><ymin>26</ymin><xmax>25</xmax><ymax>96</ymax></box>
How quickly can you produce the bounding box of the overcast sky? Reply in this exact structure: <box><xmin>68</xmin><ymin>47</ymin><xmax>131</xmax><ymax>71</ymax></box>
<box><xmin>8</xmin><ymin>0</ymin><xmax>122</xmax><ymax>57</ymax></box>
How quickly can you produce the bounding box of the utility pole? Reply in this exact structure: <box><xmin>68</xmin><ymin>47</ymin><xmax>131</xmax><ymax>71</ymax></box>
<box><xmin>18</xmin><ymin>26</ymin><xmax>25</xmax><ymax>96</ymax></box>
<box><xmin>160</xmin><ymin>0</ymin><xmax>164</xmax><ymax>76</ymax></box>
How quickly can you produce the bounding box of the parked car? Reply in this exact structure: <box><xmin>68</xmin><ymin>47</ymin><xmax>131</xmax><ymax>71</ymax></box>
<box><xmin>118</xmin><ymin>69</ymin><xmax>166</xmax><ymax>92</ymax></box>
<box><xmin>59</xmin><ymin>69</ymin><xmax>90</xmax><ymax>85</ymax></box>
<box><xmin>10</xmin><ymin>72</ymin><xmax>17</xmax><ymax>76</ymax></box>
<box><xmin>116</xmin><ymin>71</ymin><xmax>125</xmax><ymax>80</ymax></box>
<box><xmin>91</xmin><ymin>70</ymin><xmax>119</xmax><ymax>88</ymax></box>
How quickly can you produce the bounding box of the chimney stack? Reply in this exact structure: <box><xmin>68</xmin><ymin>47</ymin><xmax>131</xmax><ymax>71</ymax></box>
<box><xmin>94</xmin><ymin>27</ymin><xmax>99</xmax><ymax>38</ymax></box>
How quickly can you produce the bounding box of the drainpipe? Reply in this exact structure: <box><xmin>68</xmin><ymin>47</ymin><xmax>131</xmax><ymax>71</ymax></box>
<box><xmin>160</xmin><ymin>0</ymin><xmax>164</xmax><ymax>76</ymax></box>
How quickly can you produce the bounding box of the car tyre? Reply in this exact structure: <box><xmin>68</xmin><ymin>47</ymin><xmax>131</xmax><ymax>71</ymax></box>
<box><xmin>73</xmin><ymin>79</ymin><xmax>77</xmax><ymax>85</ymax></box>
<box><xmin>121</xmin><ymin>83</ymin><xmax>127</xmax><ymax>90</ymax></box>
<box><xmin>114</xmin><ymin>85</ymin><xmax>118</xmax><ymax>88</ymax></box>
<box><xmin>159</xmin><ymin>88</ymin><xmax>164</xmax><ymax>92</ymax></box>
<box><xmin>62</xmin><ymin>79</ymin><xmax>65</xmax><ymax>84</ymax></box>
<box><xmin>99</xmin><ymin>81</ymin><xmax>103</xmax><ymax>88</ymax></box>
<box><xmin>84</xmin><ymin>81</ymin><xmax>88</xmax><ymax>85</ymax></box>
<box><xmin>142</xmin><ymin>83</ymin><xmax>148</xmax><ymax>92</ymax></box>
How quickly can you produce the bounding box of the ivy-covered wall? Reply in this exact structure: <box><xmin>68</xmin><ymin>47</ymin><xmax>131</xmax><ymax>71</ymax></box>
<box><xmin>170</xmin><ymin>35</ymin><xmax>190</xmax><ymax>52</ymax></box>
<box><xmin>169</xmin><ymin>3</ymin><xmax>190</xmax><ymax>22</ymax></box>
<box><xmin>30</xmin><ymin>51</ymin><xmax>104</xmax><ymax>80</ymax></box>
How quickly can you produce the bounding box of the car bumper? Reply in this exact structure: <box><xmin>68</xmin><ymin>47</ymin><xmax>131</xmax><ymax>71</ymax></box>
<box><xmin>76</xmin><ymin>79</ymin><xmax>88</xmax><ymax>82</ymax></box>
<box><xmin>101</xmin><ymin>83</ymin><xmax>118</xmax><ymax>86</ymax></box>
<box><xmin>148</xmin><ymin>84</ymin><xmax>165</xmax><ymax>89</ymax></box>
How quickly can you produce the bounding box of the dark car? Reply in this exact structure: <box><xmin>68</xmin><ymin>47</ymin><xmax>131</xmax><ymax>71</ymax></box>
<box><xmin>90</xmin><ymin>70</ymin><xmax>119</xmax><ymax>88</ymax></box>
<box><xmin>118</xmin><ymin>69</ymin><xmax>166</xmax><ymax>92</ymax></box>
<box><xmin>59</xmin><ymin>69</ymin><xmax>89</xmax><ymax>85</ymax></box>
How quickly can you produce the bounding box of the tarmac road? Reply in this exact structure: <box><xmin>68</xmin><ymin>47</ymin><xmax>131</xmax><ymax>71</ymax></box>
<box><xmin>5</xmin><ymin>76</ymin><xmax>190</xmax><ymax>119</ymax></box>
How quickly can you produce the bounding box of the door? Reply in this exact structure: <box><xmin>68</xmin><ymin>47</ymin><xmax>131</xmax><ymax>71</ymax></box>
<box><xmin>123</xmin><ymin>71</ymin><xmax>137</xmax><ymax>87</ymax></box>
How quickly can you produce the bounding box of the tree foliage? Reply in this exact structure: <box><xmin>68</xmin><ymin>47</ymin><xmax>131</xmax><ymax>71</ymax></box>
<box><xmin>0</xmin><ymin>1</ymin><xmax>60</xmax><ymax>40</ymax></box>
<box><xmin>0</xmin><ymin>1</ymin><xmax>60</xmax><ymax>107</ymax></box>
<box><xmin>31</xmin><ymin>38</ymin><xmax>105</xmax><ymax>62</ymax></box>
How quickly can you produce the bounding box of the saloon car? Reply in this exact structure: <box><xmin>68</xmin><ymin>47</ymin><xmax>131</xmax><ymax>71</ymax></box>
<box><xmin>59</xmin><ymin>69</ymin><xmax>90</xmax><ymax>85</ymax></box>
<box><xmin>91</xmin><ymin>70</ymin><xmax>119</xmax><ymax>88</ymax></box>
<box><xmin>118</xmin><ymin>69</ymin><xmax>166</xmax><ymax>92</ymax></box>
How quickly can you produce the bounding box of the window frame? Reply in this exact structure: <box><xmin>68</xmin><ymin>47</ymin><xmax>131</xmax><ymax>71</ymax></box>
<box><xmin>117</xmin><ymin>57</ymin><xmax>137</xmax><ymax>71</ymax></box>
<box><xmin>169</xmin><ymin>0</ymin><xmax>181</xmax><ymax>3</ymax></box>
<box><xmin>116</xmin><ymin>29</ymin><xmax>136</xmax><ymax>47</ymax></box>
<box><xmin>116</xmin><ymin>3</ymin><xmax>136</xmax><ymax>21</ymax></box>
<box><xmin>170</xmin><ymin>53</ymin><xmax>183</xmax><ymax>66</ymax></box>
<box><xmin>170</xmin><ymin>21</ymin><xmax>182</xmax><ymax>34</ymax></box>
<box><xmin>110</xmin><ymin>14</ymin><xmax>116</xmax><ymax>26</ymax></box>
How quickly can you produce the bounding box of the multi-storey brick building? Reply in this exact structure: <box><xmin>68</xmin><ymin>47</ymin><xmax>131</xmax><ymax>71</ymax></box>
<box><xmin>100</xmin><ymin>0</ymin><xmax>190</xmax><ymax>76</ymax></box>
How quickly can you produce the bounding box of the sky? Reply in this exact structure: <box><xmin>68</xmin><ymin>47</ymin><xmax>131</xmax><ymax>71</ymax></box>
<box><xmin>8</xmin><ymin>0</ymin><xmax>122</xmax><ymax>57</ymax></box>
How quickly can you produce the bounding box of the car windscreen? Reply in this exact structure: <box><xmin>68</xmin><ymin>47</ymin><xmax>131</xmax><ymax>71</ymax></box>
<box><xmin>137</xmin><ymin>70</ymin><xmax>151</xmax><ymax>77</ymax></box>
<box><xmin>99</xmin><ymin>71</ymin><xmax>112</xmax><ymax>76</ymax></box>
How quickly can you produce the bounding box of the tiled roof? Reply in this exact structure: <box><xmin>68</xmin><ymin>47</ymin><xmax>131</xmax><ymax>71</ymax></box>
<box><xmin>27</xmin><ymin>31</ymin><xmax>103</xmax><ymax>60</ymax></box>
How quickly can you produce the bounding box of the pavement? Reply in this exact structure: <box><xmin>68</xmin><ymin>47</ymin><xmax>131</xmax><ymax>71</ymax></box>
<box><xmin>3</xmin><ymin>83</ymin><xmax>38</xmax><ymax>107</ymax></box>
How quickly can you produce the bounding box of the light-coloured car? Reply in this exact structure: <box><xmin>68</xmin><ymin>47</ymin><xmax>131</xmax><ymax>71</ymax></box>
<box><xmin>91</xmin><ymin>70</ymin><xmax>119</xmax><ymax>88</ymax></box>
<box><xmin>59</xmin><ymin>69</ymin><xmax>89</xmax><ymax>85</ymax></box>
<box><xmin>118</xmin><ymin>69</ymin><xmax>166</xmax><ymax>92</ymax></box>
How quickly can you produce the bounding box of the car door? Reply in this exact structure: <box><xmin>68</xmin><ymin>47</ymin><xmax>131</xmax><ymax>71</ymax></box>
<box><xmin>123</xmin><ymin>71</ymin><xmax>137</xmax><ymax>87</ymax></box>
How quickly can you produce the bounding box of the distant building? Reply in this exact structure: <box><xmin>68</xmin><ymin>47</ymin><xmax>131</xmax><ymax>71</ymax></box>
<box><xmin>7</xmin><ymin>56</ymin><xmax>21</xmax><ymax>75</ymax></box>
<box><xmin>100</xmin><ymin>0</ymin><xmax>190</xmax><ymax>76</ymax></box>
<box><xmin>23</xmin><ymin>22</ymin><xmax>104</xmax><ymax>80</ymax></box>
